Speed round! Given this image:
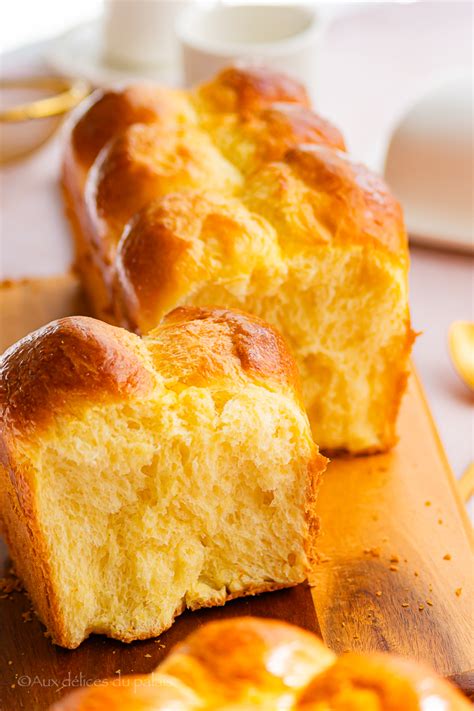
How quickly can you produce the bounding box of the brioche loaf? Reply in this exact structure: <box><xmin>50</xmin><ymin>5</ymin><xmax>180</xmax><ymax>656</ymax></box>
<box><xmin>0</xmin><ymin>308</ymin><xmax>325</xmax><ymax>648</ymax></box>
<box><xmin>62</xmin><ymin>66</ymin><xmax>414</xmax><ymax>454</ymax></box>
<box><xmin>50</xmin><ymin>617</ymin><xmax>470</xmax><ymax>710</ymax></box>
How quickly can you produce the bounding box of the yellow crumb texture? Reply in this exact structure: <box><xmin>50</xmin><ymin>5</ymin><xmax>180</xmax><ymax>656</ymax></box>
<box><xmin>0</xmin><ymin>311</ymin><xmax>323</xmax><ymax>649</ymax></box>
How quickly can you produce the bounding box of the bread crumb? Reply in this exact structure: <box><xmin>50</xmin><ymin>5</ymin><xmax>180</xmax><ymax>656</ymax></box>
<box><xmin>112</xmin><ymin>650</ymin><xmax>116</xmax><ymax>654</ymax></box>
<box><xmin>414</xmin><ymin>571</ymin><xmax>419</xmax><ymax>577</ymax></box>
<box><xmin>115</xmin><ymin>670</ymin><xmax>121</xmax><ymax>674</ymax></box>
<box><xmin>438</xmin><ymin>518</ymin><xmax>443</xmax><ymax>525</ymax></box>
<box><xmin>317</xmin><ymin>554</ymin><xmax>331</xmax><ymax>564</ymax></box>
<box><xmin>375</xmin><ymin>591</ymin><xmax>382</xmax><ymax>597</ymax></box>
<box><xmin>401</xmin><ymin>603</ymin><xmax>409</xmax><ymax>608</ymax></box>
<box><xmin>0</xmin><ymin>576</ymin><xmax>23</xmax><ymax>594</ymax></box>
<box><xmin>8</xmin><ymin>661</ymin><xmax>12</xmax><ymax>665</ymax></box>
<box><xmin>144</xmin><ymin>654</ymin><xmax>152</xmax><ymax>658</ymax></box>
<box><xmin>424</xmin><ymin>501</ymin><xmax>431</xmax><ymax>507</ymax></box>
<box><xmin>426</xmin><ymin>599</ymin><xmax>433</xmax><ymax>606</ymax></box>
<box><xmin>21</xmin><ymin>610</ymin><xmax>33</xmax><ymax>623</ymax></box>
<box><xmin>390</xmin><ymin>555</ymin><xmax>399</xmax><ymax>563</ymax></box>
<box><xmin>455</xmin><ymin>588</ymin><xmax>462</xmax><ymax>597</ymax></box>
<box><xmin>389</xmin><ymin>565</ymin><xmax>398</xmax><ymax>572</ymax></box>
<box><xmin>443</xmin><ymin>553</ymin><xmax>451</xmax><ymax>560</ymax></box>
<box><xmin>363</xmin><ymin>547</ymin><xmax>381</xmax><ymax>558</ymax></box>
<box><xmin>418</xmin><ymin>604</ymin><xmax>425</xmax><ymax>611</ymax></box>
<box><xmin>11</xmin><ymin>684</ymin><xmax>15</xmax><ymax>689</ymax></box>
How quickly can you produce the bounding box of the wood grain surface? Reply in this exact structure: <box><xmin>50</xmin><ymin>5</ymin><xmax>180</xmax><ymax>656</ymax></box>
<box><xmin>0</xmin><ymin>275</ymin><xmax>472</xmax><ymax>710</ymax></box>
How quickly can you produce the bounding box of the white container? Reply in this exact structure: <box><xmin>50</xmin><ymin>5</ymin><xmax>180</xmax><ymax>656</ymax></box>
<box><xmin>176</xmin><ymin>3</ymin><xmax>322</xmax><ymax>89</ymax></box>
<box><xmin>103</xmin><ymin>0</ymin><xmax>192</xmax><ymax>69</ymax></box>
<box><xmin>384</xmin><ymin>71</ymin><xmax>473</xmax><ymax>253</ymax></box>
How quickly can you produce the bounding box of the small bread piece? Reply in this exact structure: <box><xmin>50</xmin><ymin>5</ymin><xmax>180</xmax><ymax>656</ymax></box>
<box><xmin>0</xmin><ymin>309</ymin><xmax>325</xmax><ymax>648</ymax></box>
<box><xmin>50</xmin><ymin>617</ymin><xmax>470</xmax><ymax>710</ymax></box>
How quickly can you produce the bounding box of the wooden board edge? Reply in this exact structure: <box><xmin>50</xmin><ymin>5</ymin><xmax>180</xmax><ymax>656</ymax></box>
<box><xmin>410</xmin><ymin>366</ymin><xmax>473</xmax><ymax>544</ymax></box>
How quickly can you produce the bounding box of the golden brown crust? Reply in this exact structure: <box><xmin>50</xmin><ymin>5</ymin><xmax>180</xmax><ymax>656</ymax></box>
<box><xmin>159</xmin><ymin>616</ymin><xmax>335</xmax><ymax>703</ymax></box>
<box><xmin>148</xmin><ymin>305</ymin><xmax>302</xmax><ymax>398</ymax></box>
<box><xmin>296</xmin><ymin>651</ymin><xmax>470</xmax><ymax>710</ymax></box>
<box><xmin>196</xmin><ymin>64</ymin><xmax>310</xmax><ymax>115</ymax></box>
<box><xmin>88</xmin><ymin>122</ymin><xmax>241</xmax><ymax>255</ymax></box>
<box><xmin>0</xmin><ymin>446</ymin><xmax>75</xmax><ymax>650</ymax></box>
<box><xmin>284</xmin><ymin>145</ymin><xmax>408</xmax><ymax>258</ymax></box>
<box><xmin>239</xmin><ymin>103</ymin><xmax>346</xmax><ymax>165</ymax></box>
<box><xmin>49</xmin><ymin>673</ymin><xmax>201</xmax><ymax>711</ymax></box>
<box><xmin>115</xmin><ymin>191</ymin><xmax>278</xmax><ymax>332</ymax></box>
<box><xmin>68</xmin><ymin>84</ymin><xmax>194</xmax><ymax>173</ymax></box>
<box><xmin>48</xmin><ymin>618</ymin><xmax>471</xmax><ymax>710</ymax></box>
<box><xmin>0</xmin><ymin>316</ymin><xmax>154</xmax><ymax>435</ymax></box>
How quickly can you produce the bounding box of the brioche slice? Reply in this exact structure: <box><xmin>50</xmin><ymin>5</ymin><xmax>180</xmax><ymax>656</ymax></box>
<box><xmin>62</xmin><ymin>66</ymin><xmax>414</xmax><ymax>454</ymax></box>
<box><xmin>0</xmin><ymin>308</ymin><xmax>326</xmax><ymax>648</ymax></box>
<box><xmin>115</xmin><ymin>145</ymin><xmax>413</xmax><ymax>453</ymax></box>
<box><xmin>50</xmin><ymin>617</ymin><xmax>470</xmax><ymax>710</ymax></box>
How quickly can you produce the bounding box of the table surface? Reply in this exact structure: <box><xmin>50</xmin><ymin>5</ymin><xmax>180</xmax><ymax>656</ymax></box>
<box><xmin>1</xmin><ymin>2</ymin><xmax>472</xmax><ymax>513</ymax></box>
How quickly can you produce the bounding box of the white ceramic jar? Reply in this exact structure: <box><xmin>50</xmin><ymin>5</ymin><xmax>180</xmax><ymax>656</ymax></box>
<box><xmin>176</xmin><ymin>3</ymin><xmax>322</xmax><ymax>90</ymax></box>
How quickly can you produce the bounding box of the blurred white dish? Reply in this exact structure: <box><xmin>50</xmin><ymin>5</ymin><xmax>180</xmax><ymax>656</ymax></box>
<box><xmin>384</xmin><ymin>71</ymin><xmax>473</xmax><ymax>253</ymax></box>
<box><xmin>176</xmin><ymin>3</ymin><xmax>322</xmax><ymax>90</ymax></box>
<box><xmin>103</xmin><ymin>0</ymin><xmax>192</xmax><ymax>69</ymax></box>
<box><xmin>47</xmin><ymin>21</ymin><xmax>180</xmax><ymax>87</ymax></box>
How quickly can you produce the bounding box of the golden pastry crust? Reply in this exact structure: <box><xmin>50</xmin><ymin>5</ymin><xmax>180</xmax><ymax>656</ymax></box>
<box><xmin>0</xmin><ymin>316</ymin><xmax>154</xmax><ymax>435</ymax></box>
<box><xmin>296</xmin><ymin>651</ymin><xmax>470</xmax><ymax>710</ymax></box>
<box><xmin>158</xmin><ymin>617</ymin><xmax>335</xmax><ymax>705</ymax></box>
<box><xmin>49</xmin><ymin>673</ymin><xmax>202</xmax><ymax>711</ymax></box>
<box><xmin>284</xmin><ymin>145</ymin><xmax>407</xmax><ymax>258</ymax></box>
<box><xmin>67</xmin><ymin>84</ymin><xmax>195</xmax><ymax>175</ymax></box>
<box><xmin>88</xmin><ymin>122</ymin><xmax>241</xmax><ymax>258</ymax></box>
<box><xmin>196</xmin><ymin>65</ymin><xmax>310</xmax><ymax>114</ymax></box>
<box><xmin>114</xmin><ymin>191</ymin><xmax>280</xmax><ymax>332</ymax></box>
<box><xmin>49</xmin><ymin>617</ymin><xmax>471</xmax><ymax>710</ymax></box>
<box><xmin>154</xmin><ymin>305</ymin><xmax>301</xmax><ymax>396</ymax></box>
<box><xmin>242</xmin><ymin>104</ymin><xmax>347</xmax><ymax>164</ymax></box>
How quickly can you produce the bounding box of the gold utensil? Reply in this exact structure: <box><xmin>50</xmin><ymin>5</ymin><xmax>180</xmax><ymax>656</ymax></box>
<box><xmin>0</xmin><ymin>76</ymin><xmax>90</xmax><ymax>164</ymax></box>
<box><xmin>448</xmin><ymin>320</ymin><xmax>474</xmax><ymax>390</ymax></box>
<box><xmin>458</xmin><ymin>461</ymin><xmax>474</xmax><ymax>503</ymax></box>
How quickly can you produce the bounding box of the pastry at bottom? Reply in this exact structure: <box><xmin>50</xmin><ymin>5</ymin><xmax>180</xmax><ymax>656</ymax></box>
<box><xmin>50</xmin><ymin>617</ymin><xmax>470</xmax><ymax>710</ymax></box>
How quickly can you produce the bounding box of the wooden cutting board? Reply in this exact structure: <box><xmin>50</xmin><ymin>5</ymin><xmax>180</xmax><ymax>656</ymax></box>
<box><xmin>0</xmin><ymin>275</ymin><xmax>473</xmax><ymax>711</ymax></box>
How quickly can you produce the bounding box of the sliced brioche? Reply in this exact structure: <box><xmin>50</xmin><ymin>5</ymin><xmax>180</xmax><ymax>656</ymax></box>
<box><xmin>62</xmin><ymin>65</ymin><xmax>414</xmax><ymax>453</ymax></box>
<box><xmin>0</xmin><ymin>308</ymin><xmax>325</xmax><ymax>648</ymax></box>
